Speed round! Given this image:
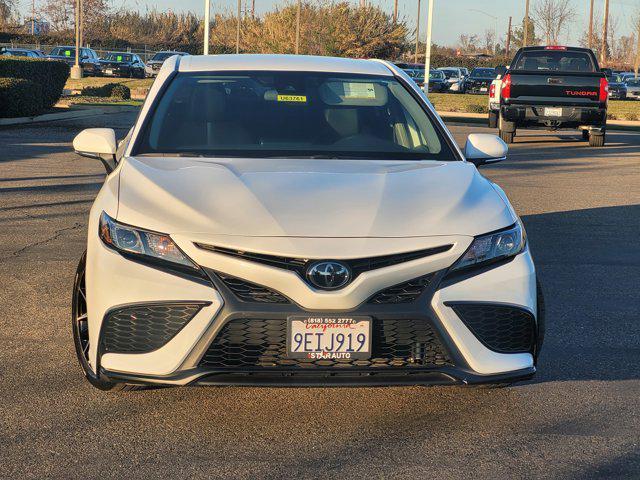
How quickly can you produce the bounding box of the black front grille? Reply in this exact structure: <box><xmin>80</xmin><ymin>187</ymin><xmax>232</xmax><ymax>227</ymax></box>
<box><xmin>368</xmin><ymin>275</ymin><xmax>434</xmax><ymax>304</ymax></box>
<box><xmin>195</xmin><ymin>244</ymin><xmax>452</xmax><ymax>280</ymax></box>
<box><xmin>448</xmin><ymin>303</ymin><xmax>535</xmax><ymax>353</ymax></box>
<box><xmin>217</xmin><ymin>272</ymin><xmax>290</xmax><ymax>304</ymax></box>
<box><xmin>102</xmin><ymin>303</ymin><xmax>206</xmax><ymax>353</ymax></box>
<box><xmin>199</xmin><ymin>318</ymin><xmax>452</xmax><ymax>369</ymax></box>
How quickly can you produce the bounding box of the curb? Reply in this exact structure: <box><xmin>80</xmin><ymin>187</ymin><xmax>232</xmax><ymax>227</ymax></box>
<box><xmin>0</xmin><ymin>104</ymin><xmax>140</xmax><ymax>126</ymax></box>
<box><xmin>0</xmin><ymin>108</ymin><xmax>103</xmax><ymax>126</ymax></box>
<box><xmin>437</xmin><ymin>111</ymin><xmax>640</xmax><ymax>132</ymax></box>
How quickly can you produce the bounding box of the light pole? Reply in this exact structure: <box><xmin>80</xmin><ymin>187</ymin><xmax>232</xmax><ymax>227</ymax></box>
<box><xmin>469</xmin><ymin>8</ymin><xmax>498</xmax><ymax>55</ymax></box>
<box><xmin>70</xmin><ymin>0</ymin><xmax>82</xmax><ymax>79</ymax></box>
<box><xmin>423</xmin><ymin>0</ymin><xmax>434</xmax><ymax>97</ymax></box>
<box><xmin>414</xmin><ymin>0</ymin><xmax>421</xmax><ymax>64</ymax></box>
<box><xmin>204</xmin><ymin>0</ymin><xmax>210</xmax><ymax>54</ymax></box>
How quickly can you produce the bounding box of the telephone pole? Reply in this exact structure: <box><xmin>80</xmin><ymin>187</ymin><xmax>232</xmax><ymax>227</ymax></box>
<box><xmin>601</xmin><ymin>0</ymin><xmax>610</xmax><ymax>65</ymax></box>
<box><xmin>251</xmin><ymin>0</ymin><xmax>255</xmax><ymax>19</ymax></box>
<box><xmin>506</xmin><ymin>16</ymin><xmax>512</xmax><ymax>57</ymax></box>
<box><xmin>203</xmin><ymin>0</ymin><xmax>210</xmax><ymax>54</ymax></box>
<box><xmin>236</xmin><ymin>0</ymin><xmax>241</xmax><ymax>54</ymax></box>
<box><xmin>588</xmin><ymin>0</ymin><xmax>594</xmax><ymax>50</ymax></box>
<box><xmin>295</xmin><ymin>0</ymin><xmax>301</xmax><ymax>54</ymax></box>
<box><xmin>523</xmin><ymin>0</ymin><xmax>530</xmax><ymax>47</ymax></box>
<box><xmin>393</xmin><ymin>0</ymin><xmax>398</xmax><ymax>23</ymax></box>
<box><xmin>635</xmin><ymin>18</ymin><xmax>640</xmax><ymax>79</ymax></box>
<box><xmin>414</xmin><ymin>0</ymin><xmax>421</xmax><ymax>64</ymax></box>
<box><xmin>70</xmin><ymin>0</ymin><xmax>82</xmax><ymax>79</ymax></box>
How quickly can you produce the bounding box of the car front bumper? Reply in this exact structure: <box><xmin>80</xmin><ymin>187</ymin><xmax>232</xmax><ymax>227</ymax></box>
<box><xmin>87</xmin><ymin>238</ymin><xmax>540</xmax><ymax>387</ymax></box>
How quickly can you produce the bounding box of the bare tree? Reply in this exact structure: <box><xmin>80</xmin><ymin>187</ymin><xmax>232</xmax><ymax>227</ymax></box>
<box><xmin>0</xmin><ymin>0</ymin><xmax>16</xmax><ymax>27</ymax></box>
<box><xmin>483</xmin><ymin>29</ymin><xmax>496</xmax><ymax>55</ymax></box>
<box><xmin>533</xmin><ymin>0</ymin><xmax>575</xmax><ymax>45</ymax></box>
<box><xmin>458</xmin><ymin>34</ymin><xmax>479</xmax><ymax>54</ymax></box>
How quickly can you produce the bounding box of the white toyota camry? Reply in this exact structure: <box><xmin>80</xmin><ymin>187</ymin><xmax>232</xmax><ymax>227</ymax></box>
<box><xmin>71</xmin><ymin>54</ymin><xmax>544</xmax><ymax>390</ymax></box>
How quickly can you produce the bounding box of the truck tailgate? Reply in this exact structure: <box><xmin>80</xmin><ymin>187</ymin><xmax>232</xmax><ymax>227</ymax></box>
<box><xmin>509</xmin><ymin>72</ymin><xmax>603</xmax><ymax>106</ymax></box>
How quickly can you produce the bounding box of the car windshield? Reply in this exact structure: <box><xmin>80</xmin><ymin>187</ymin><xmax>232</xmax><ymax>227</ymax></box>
<box><xmin>470</xmin><ymin>68</ymin><xmax>496</xmax><ymax>78</ymax></box>
<box><xmin>429</xmin><ymin>71</ymin><xmax>445</xmax><ymax>80</ymax></box>
<box><xmin>513</xmin><ymin>50</ymin><xmax>596</xmax><ymax>72</ymax></box>
<box><xmin>8</xmin><ymin>50</ymin><xmax>29</xmax><ymax>57</ymax></box>
<box><xmin>134</xmin><ymin>71</ymin><xmax>456</xmax><ymax>161</ymax></box>
<box><xmin>626</xmin><ymin>79</ymin><xmax>640</xmax><ymax>86</ymax></box>
<box><xmin>439</xmin><ymin>69</ymin><xmax>457</xmax><ymax>79</ymax></box>
<box><xmin>50</xmin><ymin>47</ymin><xmax>75</xmax><ymax>57</ymax></box>
<box><xmin>105</xmin><ymin>53</ymin><xmax>133</xmax><ymax>62</ymax></box>
<box><xmin>151</xmin><ymin>52</ymin><xmax>177</xmax><ymax>61</ymax></box>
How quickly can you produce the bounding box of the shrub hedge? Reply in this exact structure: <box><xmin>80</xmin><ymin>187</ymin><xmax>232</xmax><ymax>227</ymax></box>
<box><xmin>0</xmin><ymin>57</ymin><xmax>69</xmax><ymax>110</ymax></box>
<box><xmin>82</xmin><ymin>83</ymin><xmax>131</xmax><ymax>99</ymax></box>
<box><xmin>0</xmin><ymin>77</ymin><xmax>44</xmax><ymax>118</ymax></box>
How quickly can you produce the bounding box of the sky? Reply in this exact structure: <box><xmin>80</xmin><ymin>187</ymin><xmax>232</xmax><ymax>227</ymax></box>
<box><xmin>19</xmin><ymin>0</ymin><xmax>640</xmax><ymax>46</ymax></box>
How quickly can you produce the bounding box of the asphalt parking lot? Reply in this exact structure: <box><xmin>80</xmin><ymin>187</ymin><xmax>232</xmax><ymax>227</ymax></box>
<box><xmin>1</xmin><ymin>111</ymin><xmax>639</xmax><ymax>479</ymax></box>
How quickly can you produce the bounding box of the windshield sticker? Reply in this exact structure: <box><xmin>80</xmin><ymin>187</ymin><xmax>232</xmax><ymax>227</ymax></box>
<box><xmin>343</xmin><ymin>83</ymin><xmax>376</xmax><ymax>99</ymax></box>
<box><xmin>277</xmin><ymin>94</ymin><xmax>307</xmax><ymax>103</ymax></box>
<box><xmin>64</xmin><ymin>50</ymin><xmax>71</xmax><ymax>57</ymax></box>
<box><xmin>117</xmin><ymin>55</ymin><xmax>122</xmax><ymax>62</ymax></box>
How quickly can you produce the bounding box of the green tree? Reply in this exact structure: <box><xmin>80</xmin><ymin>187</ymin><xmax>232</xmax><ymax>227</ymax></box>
<box><xmin>512</xmin><ymin>16</ymin><xmax>540</xmax><ymax>49</ymax></box>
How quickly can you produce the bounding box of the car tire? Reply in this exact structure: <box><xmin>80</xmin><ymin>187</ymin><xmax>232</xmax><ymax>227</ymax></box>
<box><xmin>488</xmin><ymin>111</ymin><xmax>498</xmax><ymax>128</ymax></box>
<box><xmin>589</xmin><ymin>131</ymin><xmax>605</xmax><ymax>147</ymax></box>
<box><xmin>499</xmin><ymin>129</ymin><xmax>515</xmax><ymax>144</ymax></box>
<box><xmin>582</xmin><ymin>130</ymin><xmax>589</xmax><ymax>141</ymax></box>
<box><xmin>72</xmin><ymin>251</ymin><xmax>142</xmax><ymax>392</ymax></box>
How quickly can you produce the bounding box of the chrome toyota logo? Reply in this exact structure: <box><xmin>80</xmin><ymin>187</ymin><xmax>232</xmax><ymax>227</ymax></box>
<box><xmin>306</xmin><ymin>261</ymin><xmax>351</xmax><ymax>290</ymax></box>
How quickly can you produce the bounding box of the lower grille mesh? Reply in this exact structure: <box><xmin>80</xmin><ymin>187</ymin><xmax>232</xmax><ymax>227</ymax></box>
<box><xmin>102</xmin><ymin>303</ymin><xmax>205</xmax><ymax>353</ymax></box>
<box><xmin>199</xmin><ymin>318</ymin><xmax>452</xmax><ymax>369</ymax></box>
<box><xmin>448</xmin><ymin>303</ymin><xmax>535</xmax><ymax>353</ymax></box>
<box><xmin>217</xmin><ymin>273</ymin><xmax>290</xmax><ymax>304</ymax></box>
<box><xmin>368</xmin><ymin>275</ymin><xmax>434</xmax><ymax>304</ymax></box>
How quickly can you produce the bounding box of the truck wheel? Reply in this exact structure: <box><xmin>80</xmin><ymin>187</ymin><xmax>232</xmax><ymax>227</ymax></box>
<box><xmin>488</xmin><ymin>111</ymin><xmax>498</xmax><ymax>128</ymax></box>
<box><xmin>582</xmin><ymin>130</ymin><xmax>589</xmax><ymax>141</ymax></box>
<box><xmin>499</xmin><ymin>129</ymin><xmax>515</xmax><ymax>144</ymax></box>
<box><xmin>589</xmin><ymin>132</ymin><xmax>605</xmax><ymax>147</ymax></box>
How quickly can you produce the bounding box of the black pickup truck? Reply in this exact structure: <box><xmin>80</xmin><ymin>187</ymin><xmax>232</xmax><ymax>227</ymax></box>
<box><xmin>497</xmin><ymin>46</ymin><xmax>608</xmax><ymax>147</ymax></box>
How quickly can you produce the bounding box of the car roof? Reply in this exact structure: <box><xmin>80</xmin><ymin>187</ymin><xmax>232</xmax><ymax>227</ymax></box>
<box><xmin>178</xmin><ymin>54</ymin><xmax>393</xmax><ymax>76</ymax></box>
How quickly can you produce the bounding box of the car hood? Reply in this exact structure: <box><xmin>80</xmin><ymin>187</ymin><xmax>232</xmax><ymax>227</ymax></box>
<box><xmin>116</xmin><ymin>157</ymin><xmax>515</xmax><ymax>238</ymax></box>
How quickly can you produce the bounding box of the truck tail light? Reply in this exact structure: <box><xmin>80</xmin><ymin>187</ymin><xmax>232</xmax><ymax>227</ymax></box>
<box><xmin>599</xmin><ymin>77</ymin><xmax>609</xmax><ymax>102</ymax></box>
<box><xmin>501</xmin><ymin>74</ymin><xmax>512</xmax><ymax>100</ymax></box>
<box><xmin>545</xmin><ymin>45</ymin><xmax>567</xmax><ymax>50</ymax></box>
<box><xmin>489</xmin><ymin>83</ymin><xmax>496</xmax><ymax>98</ymax></box>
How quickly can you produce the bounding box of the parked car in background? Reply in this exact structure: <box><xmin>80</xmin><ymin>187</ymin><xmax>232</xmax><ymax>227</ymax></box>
<box><xmin>48</xmin><ymin>46</ymin><xmax>102</xmax><ymax>76</ymax></box>
<box><xmin>1</xmin><ymin>48</ymin><xmax>45</xmax><ymax>58</ymax></box>
<box><xmin>438</xmin><ymin>67</ymin><xmax>465</xmax><ymax>92</ymax></box>
<box><xmin>462</xmin><ymin>67</ymin><xmax>496</xmax><ymax>94</ymax></box>
<box><xmin>404</xmin><ymin>67</ymin><xmax>426</xmax><ymax>87</ymax></box>
<box><xmin>145</xmin><ymin>51</ymin><xmax>189</xmax><ymax>77</ymax></box>
<box><xmin>100</xmin><ymin>52</ymin><xmax>146</xmax><ymax>78</ymax></box>
<box><xmin>606</xmin><ymin>73</ymin><xmax>627</xmax><ymax>100</ymax></box>
<box><xmin>426</xmin><ymin>69</ymin><xmax>448</xmax><ymax>92</ymax></box>
<box><xmin>625</xmin><ymin>78</ymin><xmax>640</xmax><ymax>100</ymax></box>
<box><xmin>496</xmin><ymin>46</ymin><xmax>608</xmax><ymax>147</ymax></box>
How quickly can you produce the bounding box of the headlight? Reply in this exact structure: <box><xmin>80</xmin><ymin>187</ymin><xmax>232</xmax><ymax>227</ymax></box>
<box><xmin>452</xmin><ymin>222</ymin><xmax>526</xmax><ymax>272</ymax></box>
<box><xmin>99</xmin><ymin>212</ymin><xmax>199</xmax><ymax>272</ymax></box>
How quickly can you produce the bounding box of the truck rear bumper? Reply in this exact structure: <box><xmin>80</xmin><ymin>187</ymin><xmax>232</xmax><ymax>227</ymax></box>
<box><xmin>501</xmin><ymin>104</ymin><xmax>606</xmax><ymax>129</ymax></box>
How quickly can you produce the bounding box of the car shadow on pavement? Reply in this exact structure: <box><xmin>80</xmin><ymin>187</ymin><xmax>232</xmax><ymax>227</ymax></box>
<box><xmin>521</xmin><ymin>204</ymin><xmax>640</xmax><ymax>384</ymax></box>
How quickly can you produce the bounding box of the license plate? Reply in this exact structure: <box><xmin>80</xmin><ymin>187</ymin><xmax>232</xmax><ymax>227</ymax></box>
<box><xmin>480</xmin><ymin>87</ymin><xmax>488</xmax><ymax>92</ymax></box>
<box><xmin>545</xmin><ymin>107</ymin><xmax>562</xmax><ymax>117</ymax></box>
<box><xmin>287</xmin><ymin>316</ymin><xmax>372</xmax><ymax>360</ymax></box>
<box><xmin>105</xmin><ymin>69</ymin><xmax>113</xmax><ymax>75</ymax></box>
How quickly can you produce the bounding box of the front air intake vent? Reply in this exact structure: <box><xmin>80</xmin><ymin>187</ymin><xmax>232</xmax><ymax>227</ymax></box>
<box><xmin>102</xmin><ymin>302</ymin><xmax>208</xmax><ymax>353</ymax></box>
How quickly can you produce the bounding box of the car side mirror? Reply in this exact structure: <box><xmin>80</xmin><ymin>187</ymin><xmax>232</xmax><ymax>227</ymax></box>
<box><xmin>464</xmin><ymin>133</ymin><xmax>508</xmax><ymax>167</ymax></box>
<box><xmin>73</xmin><ymin>128</ymin><xmax>118</xmax><ymax>173</ymax></box>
